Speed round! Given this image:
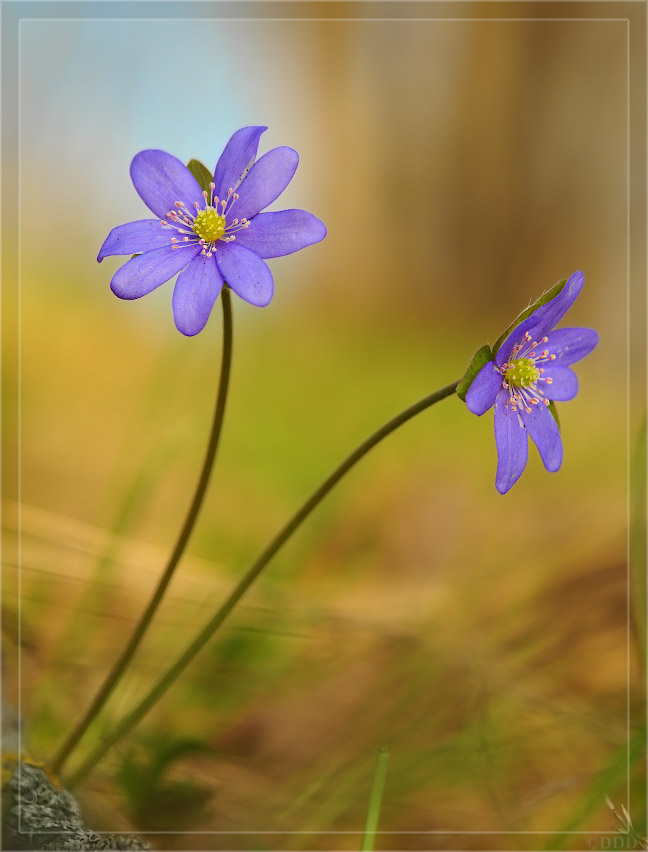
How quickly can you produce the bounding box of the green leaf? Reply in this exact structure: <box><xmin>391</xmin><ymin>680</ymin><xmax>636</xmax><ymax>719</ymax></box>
<box><xmin>456</xmin><ymin>344</ymin><xmax>493</xmax><ymax>402</ymax></box>
<box><xmin>547</xmin><ymin>401</ymin><xmax>560</xmax><ymax>431</ymax></box>
<box><xmin>492</xmin><ymin>278</ymin><xmax>568</xmax><ymax>356</ymax></box>
<box><xmin>186</xmin><ymin>158</ymin><xmax>213</xmax><ymax>193</ymax></box>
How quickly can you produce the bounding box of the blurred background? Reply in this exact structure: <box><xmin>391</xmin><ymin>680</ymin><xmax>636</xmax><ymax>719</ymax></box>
<box><xmin>3</xmin><ymin>6</ymin><xmax>645</xmax><ymax>849</ymax></box>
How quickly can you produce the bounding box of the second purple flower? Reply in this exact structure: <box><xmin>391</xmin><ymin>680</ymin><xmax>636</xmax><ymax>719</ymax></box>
<box><xmin>465</xmin><ymin>271</ymin><xmax>598</xmax><ymax>494</ymax></box>
<box><xmin>98</xmin><ymin>126</ymin><xmax>327</xmax><ymax>336</ymax></box>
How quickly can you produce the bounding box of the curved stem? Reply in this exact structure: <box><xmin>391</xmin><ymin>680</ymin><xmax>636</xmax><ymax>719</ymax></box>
<box><xmin>65</xmin><ymin>379</ymin><xmax>458</xmax><ymax>788</ymax></box>
<box><xmin>51</xmin><ymin>288</ymin><xmax>234</xmax><ymax>775</ymax></box>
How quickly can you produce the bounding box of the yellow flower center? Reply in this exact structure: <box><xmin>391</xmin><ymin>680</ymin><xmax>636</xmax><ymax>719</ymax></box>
<box><xmin>504</xmin><ymin>357</ymin><xmax>540</xmax><ymax>388</ymax></box>
<box><xmin>192</xmin><ymin>207</ymin><xmax>226</xmax><ymax>243</ymax></box>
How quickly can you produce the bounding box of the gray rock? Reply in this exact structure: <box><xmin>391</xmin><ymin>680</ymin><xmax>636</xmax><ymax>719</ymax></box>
<box><xmin>3</xmin><ymin>761</ymin><xmax>149</xmax><ymax>851</ymax></box>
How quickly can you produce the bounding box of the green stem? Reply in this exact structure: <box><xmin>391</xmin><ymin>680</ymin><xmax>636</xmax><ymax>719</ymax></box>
<box><xmin>65</xmin><ymin>379</ymin><xmax>458</xmax><ymax>788</ymax></box>
<box><xmin>51</xmin><ymin>288</ymin><xmax>234</xmax><ymax>775</ymax></box>
<box><xmin>362</xmin><ymin>746</ymin><xmax>390</xmax><ymax>851</ymax></box>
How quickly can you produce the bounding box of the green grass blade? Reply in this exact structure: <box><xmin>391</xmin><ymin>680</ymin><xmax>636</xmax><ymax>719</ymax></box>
<box><xmin>362</xmin><ymin>746</ymin><xmax>390</xmax><ymax>852</ymax></box>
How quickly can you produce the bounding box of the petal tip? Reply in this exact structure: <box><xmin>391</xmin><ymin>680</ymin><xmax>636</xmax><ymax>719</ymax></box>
<box><xmin>495</xmin><ymin>468</ymin><xmax>522</xmax><ymax>494</ymax></box>
<box><xmin>110</xmin><ymin>277</ymin><xmax>133</xmax><ymax>300</ymax></box>
<box><xmin>175</xmin><ymin>322</ymin><xmax>203</xmax><ymax>337</ymax></box>
<box><xmin>246</xmin><ymin>288</ymin><xmax>274</xmax><ymax>308</ymax></box>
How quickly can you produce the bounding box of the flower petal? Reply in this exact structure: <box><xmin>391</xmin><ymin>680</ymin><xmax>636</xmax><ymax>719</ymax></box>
<box><xmin>216</xmin><ymin>243</ymin><xmax>274</xmax><ymax>307</ymax></box>
<box><xmin>172</xmin><ymin>254</ymin><xmax>224</xmax><ymax>336</ymax></box>
<box><xmin>213</xmin><ymin>126</ymin><xmax>267</xmax><ymax>199</ymax></box>
<box><xmin>543</xmin><ymin>327</ymin><xmax>599</xmax><ymax>365</ymax></box>
<box><xmin>234</xmin><ymin>209</ymin><xmax>326</xmax><ymax>258</ymax></box>
<box><xmin>97</xmin><ymin>219</ymin><xmax>173</xmax><ymax>261</ymax></box>
<box><xmin>110</xmin><ymin>244</ymin><xmax>200</xmax><ymax>300</ymax></box>
<box><xmin>537</xmin><ymin>366</ymin><xmax>578</xmax><ymax>401</ymax></box>
<box><xmin>526</xmin><ymin>270</ymin><xmax>585</xmax><ymax>339</ymax></box>
<box><xmin>234</xmin><ymin>147</ymin><xmax>299</xmax><ymax>221</ymax></box>
<box><xmin>521</xmin><ymin>402</ymin><xmax>563</xmax><ymax>472</ymax></box>
<box><xmin>130</xmin><ymin>150</ymin><xmax>204</xmax><ymax>219</ymax></box>
<box><xmin>465</xmin><ymin>361</ymin><xmax>502</xmax><ymax>416</ymax></box>
<box><xmin>494</xmin><ymin>390</ymin><xmax>529</xmax><ymax>494</ymax></box>
<box><xmin>495</xmin><ymin>271</ymin><xmax>586</xmax><ymax>367</ymax></box>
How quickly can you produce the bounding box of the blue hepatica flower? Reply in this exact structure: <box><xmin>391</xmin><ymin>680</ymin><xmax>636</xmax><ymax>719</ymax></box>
<box><xmin>98</xmin><ymin>126</ymin><xmax>326</xmax><ymax>335</ymax></box>
<box><xmin>465</xmin><ymin>271</ymin><xmax>598</xmax><ymax>494</ymax></box>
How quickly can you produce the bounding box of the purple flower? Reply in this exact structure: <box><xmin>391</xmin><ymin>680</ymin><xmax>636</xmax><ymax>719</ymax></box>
<box><xmin>98</xmin><ymin>126</ymin><xmax>326</xmax><ymax>336</ymax></box>
<box><xmin>465</xmin><ymin>271</ymin><xmax>598</xmax><ymax>494</ymax></box>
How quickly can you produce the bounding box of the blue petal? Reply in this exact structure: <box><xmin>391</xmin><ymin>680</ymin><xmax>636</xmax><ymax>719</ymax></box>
<box><xmin>234</xmin><ymin>147</ymin><xmax>299</xmax><ymax>221</ymax></box>
<box><xmin>521</xmin><ymin>402</ymin><xmax>563</xmax><ymax>472</ymax></box>
<box><xmin>216</xmin><ymin>243</ymin><xmax>274</xmax><ymax>307</ymax></box>
<box><xmin>526</xmin><ymin>270</ymin><xmax>585</xmax><ymax>340</ymax></box>
<box><xmin>97</xmin><ymin>219</ymin><xmax>172</xmax><ymax>261</ymax></box>
<box><xmin>172</xmin><ymin>254</ymin><xmax>224</xmax><ymax>336</ymax></box>
<box><xmin>494</xmin><ymin>390</ymin><xmax>529</xmax><ymax>494</ymax></box>
<box><xmin>543</xmin><ymin>327</ymin><xmax>599</xmax><ymax>365</ymax></box>
<box><xmin>110</xmin><ymin>244</ymin><xmax>200</xmax><ymax>300</ymax></box>
<box><xmin>465</xmin><ymin>361</ymin><xmax>502</xmax><ymax>416</ymax></box>
<box><xmin>234</xmin><ymin>210</ymin><xmax>326</xmax><ymax>258</ymax></box>
<box><xmin>130</xmin><ymin>150</ymin><xmax>203</xmax><ymax>219</ymax></box>
<box><xmin>213</xmin><ymin>126</ymin><xmax>267</xmax><ymax>200</ymax></box>
<box><xmin>495</xmin><ymin>271</ymin><xmax>586</xmax><ymax>367</ymax></box>
<box><xmin>537</xmin><ymin>366</ymin><xmax>578</xmax><ymax>401</ymax></box>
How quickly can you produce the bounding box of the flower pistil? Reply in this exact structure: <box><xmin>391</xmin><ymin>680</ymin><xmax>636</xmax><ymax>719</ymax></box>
<box><xmin>164</xmin><ymin>183</ymin><xmax>250</xmax><ymax>257</ymax></box>
<box><xmin>500</xmin><ymin>331</ymin><xmax>557</xmax><ymax>413</ymax></box>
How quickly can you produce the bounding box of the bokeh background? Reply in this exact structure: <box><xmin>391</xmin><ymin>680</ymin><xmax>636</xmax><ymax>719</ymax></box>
<box><xmin>3</xmin><ymin>5</ymin><xmax>646</xmax><ymax>849</ymax></box>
